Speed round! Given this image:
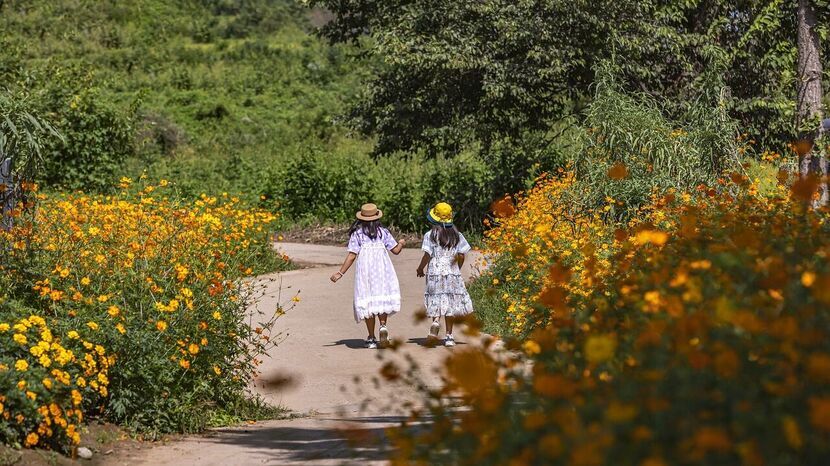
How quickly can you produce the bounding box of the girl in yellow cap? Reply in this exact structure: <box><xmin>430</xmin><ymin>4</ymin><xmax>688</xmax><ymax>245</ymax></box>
<box><xmin>416</xmin><ymin>202</ymin><xmax>473</xmax><ymax>346</ymax></box>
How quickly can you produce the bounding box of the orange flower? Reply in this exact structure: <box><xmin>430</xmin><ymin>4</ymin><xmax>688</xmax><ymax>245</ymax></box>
<box><xmin>809</xmin><ymin>397</ymin><xmax>830</xmax><ymax>432</ymax></box>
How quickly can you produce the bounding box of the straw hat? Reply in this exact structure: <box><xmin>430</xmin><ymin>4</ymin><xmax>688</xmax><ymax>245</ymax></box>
<box><xmin>356</xmin><ymin>203</ymin><xmax>383</xmax><ymax>221</ymax></box>
<box><xmin>427</xmin><ymin>202</ymin><xmax>454</xmax><ymax>226</ymax></box>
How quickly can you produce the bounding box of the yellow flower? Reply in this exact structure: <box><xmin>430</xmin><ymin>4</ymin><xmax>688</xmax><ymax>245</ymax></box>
<box><xmin>0</xmin><ymin>323</ymin><xmax>9</xmax><ymax>332</ymax></box>
<box><xmin>179</xmin><ymin>359</ymin><xmax>190</xmax><ymax>370</ymax></box>
<box><xmin>86</xmin><ymin>322</ymin><xmax>99</xmax><ymax>331</ymax></box>
<box><xmin>634</xmin><ymin>230</ymin><xmax>669</xmax><ymax>246</ymax></box>
<box><xmin>80</xmin><ymin>277</ymin><xmax>91</xmax><ymax>286</ymax></box>
<box><xmin>116</xmin><ymin>323</ymin><xmax>126</xmax><ymax>335</ymax></box>
<box><xmin>107</xmin><ymin>305</ymin><xmax>120</xmax><ymax>317</ymax></box>
<box><xmin>522</xmin><ymin>340</ymin><xmax>541</xmax><ymax>355</ymax></box>
<box><xmin>188</xmin><ymin>343</ymin><xmax>200</xmax><ymax>355</ymax></box>
<box><xmin>15</xmin><ymin>360</ymin><xmax>29</xmax><ymax>372</ymax></box>
<box><xmin>584</xmin><ymin>335</ymin><xmax>617</xmax><ymax>364</ymax></box>
<box><xmin>213</xmin><ymin>365</ymin><xmax>222</xmax><ymax>375</ymax></box>
<box><xmin>782</xmin><ymin>416</ymin><xmax>803</xmax><ymax>449</ymax></box>
<box><xmin>13</xmin><ymin>333</ymin><xmax>27</xmax><ymax>345</ymax></box>
<box><xmin>25</xmin><ymin>432</ymin><xmax>39</xmax><ymax>447</ymax></box>
<box><xmin>67</xmin><ymin>330</ymin><xmax>80</xmax><ymax>339</ymax></box>
<box><xmin>605</xmin><ymin>401</ymin><xmax>638</xmax><ymax>423</ymax></box>
<box><xmin>212</xmin><ymin>311</ymin><xmax>222</xmax><ymax>320</ymax></box>
<box><xmin>71</xmin><ymin>390</ymin><xmax>82</xmax><ymax>406</ymax></box>
<box><xmin>156</xmin><ymin>321</ymin><xmax>168</xmax><ymax>332</ymax></box>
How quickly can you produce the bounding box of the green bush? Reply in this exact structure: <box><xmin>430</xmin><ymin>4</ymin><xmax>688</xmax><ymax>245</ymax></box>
<box><xmin>572</xmin><ymin>70</ymin><xmax>738</xmax><ymax>217</ymax></box>
<box><xmin>271</xmin><ymin>148</ymin><xmax>378</xmax><ymax>224</ymax></box>
<box><xmin>40</xmin><ymin>88</ymin><xmax>135</xmax><ymax>192</ymax></box>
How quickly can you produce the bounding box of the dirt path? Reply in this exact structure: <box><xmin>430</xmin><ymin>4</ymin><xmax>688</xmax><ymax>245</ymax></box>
<box><xmin>118</xmin><ymin>242</ymin><xmax>483</xmax><ymax>465</ymax></box>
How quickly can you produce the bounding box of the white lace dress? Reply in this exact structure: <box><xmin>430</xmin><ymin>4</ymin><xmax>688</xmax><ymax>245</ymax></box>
<box><xmin>348</xmin><ymin>229</ymin><xmax>401</xmax><ymax>322</ymax></box>
<box><xmin>422</xmin><ymin>232</ymin><xmax>474</xmax><ymax>317</ymax></box>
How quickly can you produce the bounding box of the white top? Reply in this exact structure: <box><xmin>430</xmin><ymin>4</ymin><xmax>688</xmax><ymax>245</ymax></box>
<box><xmin>422</xmin><ymin>231</ymin><xmax>471</xmax><ymax>277</ymax></box>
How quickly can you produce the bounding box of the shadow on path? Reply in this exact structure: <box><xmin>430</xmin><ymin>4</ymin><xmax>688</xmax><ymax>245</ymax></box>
<box><xmin>406</xmin><ymin>337</ymin><xmax>466</xmax><ymax>347</ymax></box>
<box><xmin>324</xmin><ymin>339</ymin><xmax>367</xmax><ymax>349</ymax></box>
<box><xmin>204</xmin><ymin>421</ymin><xmax>392</xmax><ymax>463</ymax></box>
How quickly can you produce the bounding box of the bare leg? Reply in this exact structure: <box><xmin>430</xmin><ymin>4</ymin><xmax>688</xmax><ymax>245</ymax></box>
<box><xmin>445</xmin><ymin>316</ymin><xmax>454</xmax><ymax>335</ymax></box>
<box><xmin>365</xmin><ymin>316</ymin><xmax>376</xmax><ymax>339</ymax></box>
<box><xmin>378</xmin><ymin>313</ymin><xmax>388</xmax><ymax>326</ymax></box>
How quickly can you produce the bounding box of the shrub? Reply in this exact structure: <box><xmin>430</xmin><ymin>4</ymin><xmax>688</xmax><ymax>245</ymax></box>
<box><xmin>573</xmin><ymin>73</ymin><xmax>737</xmax><ymax>217</ymax></box>
<box><xmin>478</xmin><ymin>171</ymin><xmax>616</xmax><ymax>337</ymax></box>
<box><xmin>0</xmin><ymin>312</ymin><xmax>110</xmax><ymax>450</ymax></box>
<box><xmin>1</xmin><ymin>179</ymin><xmax>292</xmax><ymax>446</ymax></box>
<box><xmin>389</xmin><ymin>170</ymin><xmax>830</xmax><ymax>465</ymax></box>
<box><xmin>272</xmin><ymin>148</ymin><xmax>379</xmax><ymax>224</ymax></box>
<box><xmin>39</xmin><ymin>87</ymin><xmax>135</xmax><ymax>192</ymax></box>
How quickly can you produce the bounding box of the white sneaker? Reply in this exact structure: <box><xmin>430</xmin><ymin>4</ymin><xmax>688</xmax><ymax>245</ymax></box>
<box><xmin>378</xmin><ymin>325</ymin><xmax>389</xmax><ymax>347</ymax></box>
<box><xmin>444</xmin><ymin>334</ymin><xmax>455</xmax><ymax>347</ymax></box>
<box><xmin>428</xmin><ymin>320</ymin><xmax>440</xmax><ymax>340</ymax></box>
<box><xmin>365</xmin><ymin>338</ymin><xmax>377</xmax><ymax>349</ymax></box>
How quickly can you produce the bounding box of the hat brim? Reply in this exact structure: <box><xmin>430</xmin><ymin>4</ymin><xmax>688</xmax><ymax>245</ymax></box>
<box><xmin>356</xmin><ymin>210</ymin><xmax>383</xmax><ymax>221</ymax></box>
<box><xmin>427</xmin><ymin>207</ymin><xmax>453</xmax><ymax>226</ymax></box>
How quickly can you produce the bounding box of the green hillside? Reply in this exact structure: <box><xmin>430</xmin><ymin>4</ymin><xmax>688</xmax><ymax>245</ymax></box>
<box><xmin>0</xmin><ymin>1</ymin><xmax>560</xmax><ymax>231</ymax></box>
<box><xmin>0</xmin><ymin>1</ymin><xmax>379</xmax><ymax>217</ymax></box>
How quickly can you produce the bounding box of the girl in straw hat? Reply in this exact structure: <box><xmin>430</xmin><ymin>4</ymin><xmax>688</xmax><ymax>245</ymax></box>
<box><xmin>416</xmin><ymin>202</ymin><xmax>473</xmax><ymax>347</ymax></box>
<box><xmin>331</xmin><ymin>203</ymin><xmax>405</xmax><ymax>349</ymax></box>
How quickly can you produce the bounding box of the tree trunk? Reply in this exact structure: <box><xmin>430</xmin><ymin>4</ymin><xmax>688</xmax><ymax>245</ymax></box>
<box><xmin>797</xmin><ymin>0</ymin><xmax>827</xmax><ymax>204</ymax></box>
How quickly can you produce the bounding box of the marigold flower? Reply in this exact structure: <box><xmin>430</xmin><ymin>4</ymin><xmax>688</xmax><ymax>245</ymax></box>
<box><xmin>584</xmin><ymin>335</ymin><xmax>616</xmax><ymax>364</ymax></box>
<box><xmin>24</xmin><ymin>432</ymin><xmax>38</xmax><ymax>447</ymax></box>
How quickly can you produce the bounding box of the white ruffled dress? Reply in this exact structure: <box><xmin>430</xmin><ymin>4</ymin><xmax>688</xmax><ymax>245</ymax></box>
<box><xmin>422</xmin><ymin>231</ymin><xmax>474</xmax><ymax>317</ymax></box>
<box><xmin>348</xmin><ymin>228</ymin><xmax>401</xmax><ymax>323</ymax></box>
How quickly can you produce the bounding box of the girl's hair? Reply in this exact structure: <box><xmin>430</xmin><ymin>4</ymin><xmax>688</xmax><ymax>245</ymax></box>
<box><xmin>348</xmin><ymin>219</ymin><xmax>384</xmax><ymax>240</ymax></box>
<box><xmin>430</xmin><ymin>224</ymin><xmax>460</xmax><ymax>249</ymax></box>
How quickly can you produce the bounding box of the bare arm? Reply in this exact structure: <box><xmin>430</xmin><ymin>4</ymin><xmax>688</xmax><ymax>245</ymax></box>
<box><xmin>416</xmin><ymin>252</ymin><xmax>431</xmax><ymax>277</ymax></box>
<box><xmin>456</xmin><ymin>253</ymin><xmax>465</xmax><ymax>268</ymax></box>
<box><xmin>330</xmin><ymin>252</ymin><xmax>357</xmax><ymax>283</ymax></box>
<box><xmin>390</xmin><ymin>239</ymin><xmax>406</xmax><ymax>255</ymax></box>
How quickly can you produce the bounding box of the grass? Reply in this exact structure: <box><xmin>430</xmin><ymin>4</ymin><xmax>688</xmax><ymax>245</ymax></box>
<box><xmin>206</xmin><ymin>396</ymin><xmax>289</xmax><ymax>428</ymax></box>
<box><xmin>468</xmin><ymin>273</ymin><xmax>512</xmax><ymax>338</ymax></box>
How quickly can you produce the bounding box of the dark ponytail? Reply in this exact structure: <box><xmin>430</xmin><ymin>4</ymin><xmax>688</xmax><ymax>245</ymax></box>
<box><xmin>348</xmin><ymin>219</ymin><xmax>383</xmax><ymax>240</ymax></box>
<box><xmin>430</xmin><ymin>224</ymin><xmax>460</xmax><ymax>249</ymax></box>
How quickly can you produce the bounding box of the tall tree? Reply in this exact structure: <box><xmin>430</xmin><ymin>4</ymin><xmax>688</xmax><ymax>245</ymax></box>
<box><xmin>312</xmin><ymin>0</ymin><xmax>807</xmax><ymax>157</ymax></box>
<box><xmin>796</xmin><ymin>0</ymin><xmax>827</xmax><ymax>202</ymax></box>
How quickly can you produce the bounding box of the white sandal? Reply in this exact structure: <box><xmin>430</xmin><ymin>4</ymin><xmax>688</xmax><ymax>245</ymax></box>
<box><xmin>378</xmin><ymin>325</ymin><xmax>389</xmax><ymax>347</ymax></box>
<box><xmin>428</xmin><ymin>320</ymin><xmax>440</xmax><ymax>340</ymax></box>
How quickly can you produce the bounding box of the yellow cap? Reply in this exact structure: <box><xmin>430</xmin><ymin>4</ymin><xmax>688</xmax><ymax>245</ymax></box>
<box><xmin>428</xmin><ymin>202</ymin><xmax>454</xmax><ymax>224</ymax></box>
